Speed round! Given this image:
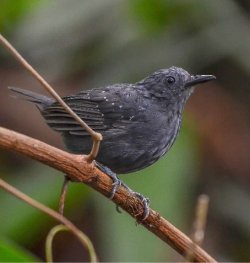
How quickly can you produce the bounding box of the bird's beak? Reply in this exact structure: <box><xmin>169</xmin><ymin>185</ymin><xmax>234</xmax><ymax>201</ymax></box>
<box><xmin>185</xmin><ymin>75</ymin><xmax>216</xmax><ymax>88</ymax></box>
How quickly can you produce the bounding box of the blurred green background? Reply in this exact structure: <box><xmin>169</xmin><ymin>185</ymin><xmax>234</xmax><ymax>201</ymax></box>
<box><xmin>0</xmin><ymin>0</ymin><xmax>250</xmax><ymax>261</ymax></box>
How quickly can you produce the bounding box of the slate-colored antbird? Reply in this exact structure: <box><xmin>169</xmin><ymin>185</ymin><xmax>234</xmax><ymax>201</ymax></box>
<box><xmin>10</xmin><ymin>66</ymin><xmax>215</xmax><ymax>219</ymax></box>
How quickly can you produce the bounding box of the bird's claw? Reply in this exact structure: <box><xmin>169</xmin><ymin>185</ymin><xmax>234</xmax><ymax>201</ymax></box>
<box><xmin>134</xmin><ymin>192</ymin><xmax>150</xmax><ymax>220</ymax></box>
<box><xmin>95</xmin><ymin>162</ymin><xmax>150</xmax><ymax>220</ymax></box>
<box><xmin>95</xmin><ymin>162</ymin><xmax>122</xmax><ymax>199</ymax></box>
<box><xmin>120</xmin><ymin>181</ymin><xmax>150</xmax><ymax>220</ymax></box>
<box><xmin>109</xmin><ymin>177</ymin><xmax>122</xmax><ymax>199</ymax></box>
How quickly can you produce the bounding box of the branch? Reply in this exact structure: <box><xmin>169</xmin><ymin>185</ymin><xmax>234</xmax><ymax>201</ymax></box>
<box><xmin>0</xmin><ymin>178</ymin><xmax>97</xmax><ymax>262</ymax></box>
<box><xmin>45</xmin><ymin>224</ymin><xmax>97</xmax><ymax>263</ymax></box>
<box><xmin>0</xmin><ymin>33</ymin><xmax>102</xmax><ymax>162</ymax></box>
<box><xmin>0</xmin><ymin>127</ymin><xmax>217</xmax><ymax>262</ymax></box>
<box><xmin>186</xmin><ymin>194</ymin><xmax>210</xmax><ymax>261</ymax></box>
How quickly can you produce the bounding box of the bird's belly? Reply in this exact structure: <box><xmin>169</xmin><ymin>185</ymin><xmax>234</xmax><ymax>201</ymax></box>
<box><xmin>62</xmin><ymin>118</ymin><xmax>181</xmax><ymax>174</ymax></box>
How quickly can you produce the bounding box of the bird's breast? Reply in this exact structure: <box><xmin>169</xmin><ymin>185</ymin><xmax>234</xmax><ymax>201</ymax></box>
<box><xmin>139</xmin><ymin>104</ymin><xmax>182</xmax><ymax>159</ymax></box>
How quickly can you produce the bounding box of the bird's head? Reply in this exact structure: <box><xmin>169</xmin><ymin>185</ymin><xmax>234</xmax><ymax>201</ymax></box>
<box><xmin>137</xmin><ymin>66</ymin><xmax>216</xmax><ymax>102</ymax></box>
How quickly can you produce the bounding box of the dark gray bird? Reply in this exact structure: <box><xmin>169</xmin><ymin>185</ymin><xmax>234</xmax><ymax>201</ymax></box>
<box><xmin>10</xmin><ymin>66</ymin><xmax>215</xmax><ymax>218</ymax></box>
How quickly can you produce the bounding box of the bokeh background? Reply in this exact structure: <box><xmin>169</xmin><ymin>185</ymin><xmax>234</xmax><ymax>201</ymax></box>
<box><xmin>0</xmin><ymin>0</ymin><xmax>250</xmax><ymax>262</ymax></box>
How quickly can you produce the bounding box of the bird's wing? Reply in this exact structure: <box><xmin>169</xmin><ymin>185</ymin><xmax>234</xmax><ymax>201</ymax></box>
<box><xmin>42</xmin><ymin>92</ymin><xmax>108</xmax><ymax>136</ymax></box>
<box><xmin>42</xmin><ymin>84</ymin><xmax>144</xmax><ymax>136</ymax></box>
<box><xmin>41</xmin><ymin>86</ymin><xmax>135</xmax><ymax>136</ymax></box>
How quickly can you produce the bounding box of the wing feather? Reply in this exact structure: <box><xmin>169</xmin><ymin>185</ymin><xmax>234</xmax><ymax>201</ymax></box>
<box><xmin>41</xmin><ymin>85</ymin><xmax>139</xmax><ymax>136</ymax></box>
<box><xmin>41</xmin><ymin>95</ymin><xmax>107</xmax><ymax>136</ymax></box>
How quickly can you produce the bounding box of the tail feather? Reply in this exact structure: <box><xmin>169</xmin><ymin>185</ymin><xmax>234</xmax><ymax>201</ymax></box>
<box><xmin>9</xmin><ymin>87</ymin><xmax>54</xmax><ymax>110</ymax></box>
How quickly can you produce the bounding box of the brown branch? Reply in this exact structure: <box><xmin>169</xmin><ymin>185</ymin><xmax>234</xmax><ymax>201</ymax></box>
<box><xmin>0</xmin><ymin>127</ymin><xmax>217</xmax><ymax>262</ymax></box>
<box><xmin>0</xmin><ymin>33</ymin><xmax>102</xmax><ymax>162</ymax></box>
<box><xmin>59</xmin><ymin>176</ymin><xmax>70</xmax><ymax>215</ymax></box>
<box><xmin>0</xmin><ymin>178</ymin><xmax>97</xmax><ymax>262</ymax></box>
<box><xmin>186</xmin><ymin>194</ymin><xmax>210</xmax><ymax>262</ymax></box>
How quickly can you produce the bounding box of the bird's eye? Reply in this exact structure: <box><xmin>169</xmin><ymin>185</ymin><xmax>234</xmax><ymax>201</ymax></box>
<box><xmin>166</xmin><ymin>76</ymin><xmax>175</xmax><ymax>84</ymax></box>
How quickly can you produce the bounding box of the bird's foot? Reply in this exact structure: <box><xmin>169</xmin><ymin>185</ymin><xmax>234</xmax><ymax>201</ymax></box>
<box><xmin>96</xmin><ymin>162</ymin><xmax>150</xmax><ymax>220</ymax></box>
<box><xmin>121</xmin><ymin>182</ymin><xmax>150</xmax><ymax>220</ymax></box>
<box><xmin>95</xmin><ymin>162</ymin><xmax>122</xmax><ymax>199</ymax></box>
<box><xmin>134</xmin><ymin>191</ymin><xmax>150</xmax><ymax>220</ymax></box>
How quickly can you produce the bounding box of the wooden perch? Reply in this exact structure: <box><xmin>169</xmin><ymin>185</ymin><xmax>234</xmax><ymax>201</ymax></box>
<box><xmin>0</xmin><ymin>126</ymin><xmax>216</xmax><ymax>262</ymax></box>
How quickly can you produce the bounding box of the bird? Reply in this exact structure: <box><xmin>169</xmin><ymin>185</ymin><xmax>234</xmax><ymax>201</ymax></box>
<box><xmin>9</xmin><ymin>66</ymin><xmax>215</xmax><ymax>219</ymax></box>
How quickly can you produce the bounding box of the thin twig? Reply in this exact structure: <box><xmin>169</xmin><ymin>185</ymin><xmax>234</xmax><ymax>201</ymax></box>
<box><xmin>0</xmin><ymin>178</ymin><xmax>97</xmax><ymax>263</ymax></box>
<box><xmin>186</xmin><ymin>194</ymin><xmax>210</xmax><ymax>262</ymax></box>
<box><xmin>0</xmin><ymin>33</ymin><xmax>102</xmax><ymax>163</ymax></box>
<box><xmin>45</xmin><ymin>224</ymin><xmax>98</xmax><ymax>263</ymax></box>
<box><xmin>0</xmin><ymin>127</ymin><xmax>217</xmax><ymax>263</ymax></box>
<box><xmin>45</xmin><ymin>225</ymin><xmax>68</xmax><ymax>263</ymax></box>
<box><xmin>45</xmin><ymin>225</ymin><xmax>65</xmax><ymax>263</ymax></box>
<box><xmin>59</xmin><ymin>176</ymin><xmax>70</xmax><ymax>215</ymax></box>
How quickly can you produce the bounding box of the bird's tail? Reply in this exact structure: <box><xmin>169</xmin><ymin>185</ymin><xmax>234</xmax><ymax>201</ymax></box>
<box><xmin>8</xmin><ymin>87</ymin><xmax>54</xmax><ymax>110</ymax></box>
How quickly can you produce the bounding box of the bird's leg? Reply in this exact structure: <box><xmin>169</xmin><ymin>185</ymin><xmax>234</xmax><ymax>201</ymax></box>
<box><xmin>95</xmin><ymin>162</ymin><xmax>150</xmax><ymax>220</ymax></box>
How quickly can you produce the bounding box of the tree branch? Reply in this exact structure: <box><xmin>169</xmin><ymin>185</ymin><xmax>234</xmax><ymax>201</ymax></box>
<box><xmin>186</xmin><ymin>194</ymin><xmax>210</xmax><ymax>262</ymax></box>
<box><xmin>0</xmin><ymin>33</ymin><xmax>102</xmax><ymax>163</ymax></box>
<box><xmin>0</xmin><ymin>127</ymin><xmax>217</xmax><ymax>262</ymax></box>
<box><xmin>0</xmin><ymin>178</ymin><xmax>97</xmax><ymax>262</ymax></box>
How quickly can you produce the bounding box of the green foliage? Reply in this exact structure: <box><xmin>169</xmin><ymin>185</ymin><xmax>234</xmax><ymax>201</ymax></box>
<box><xmin>127</xmin><ymin>0</ymin><xmax>195</xmax><ymax>34</ymax></box>
<box><xmin>0</xmin><ymin>237</ymin><xmax>39</xmax><ymax>262</ymax></box>
<box><xmin>0</xmin><ymin>0</ymin><xmax>44</xmax><ymax>33</ymax></box>
<box><xmin>0</xmin><ymin>164</ymin><xmax>90</xmax><ymax>246</ymax></box>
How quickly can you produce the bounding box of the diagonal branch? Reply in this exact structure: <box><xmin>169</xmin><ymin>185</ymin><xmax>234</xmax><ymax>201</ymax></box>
<box><xmin>0</xmin><ymin>178</ymin><xmax>97</xmax><ymax>262</ymax></box>
<box><xmin>0</xmin><ymin>127</ymin><xmax>217</xmax><ymax>263</ymax></box>
<box><xmin>0</xmin><ymin>33</ymin><xmax>102</xmax><ymax>162</ymax></box>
